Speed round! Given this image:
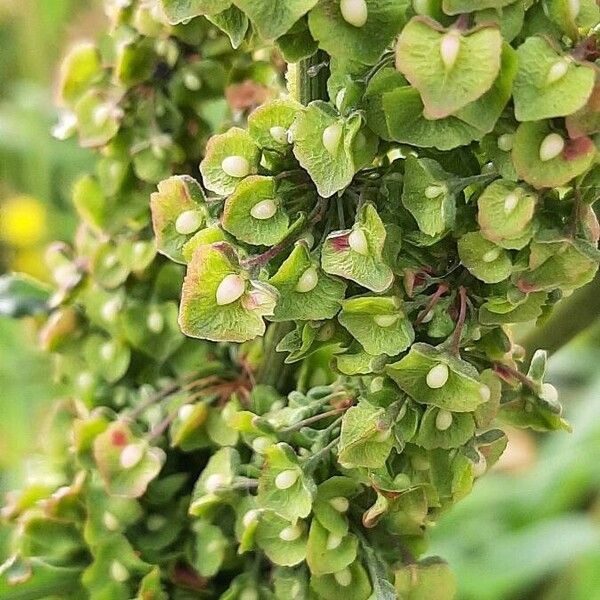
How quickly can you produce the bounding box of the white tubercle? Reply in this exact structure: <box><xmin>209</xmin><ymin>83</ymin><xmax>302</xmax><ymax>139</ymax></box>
<box><xmin>374</xmin><ymin>314</ymin><xmax>399</xmax><ymax>328</ymax></box>
<box><xmin>335</xmin><ymin>88</ymin><xmax>346</xmax><ymax>111</ymax></box>
<box><xmin>539</xmin><ymin>133</ymin><xmax>564</xmax><ymax>162</ymax></box>
<box><xmin>479</xmin><ymin>384</ymin><xmax>491</xmax><ymax>402</ymax></box>
<box><xmin>546</xmin><ymin>59</ymin><xmax>570</xmax><ymax>85</ymax></box>
<box><xmin>326</xmin><ymin>533</ymin><xmax>343</xmax><ymax>550</ymax></box>
<box><xmin>77</xmin><ymin>371</ymin><xmax>94</xmax><ymax>390</ymax></box>
<box><xmin>334</xmin><ymin>568</ymin><xmax>353</xmax><ymax>587</ymax></box>
<box><xmin>252</xmin><ymin>436</ymin><xmax>272</xmax><ymax>454</ymax></box>
<box><xmin>425</xmin><ymin>184</ymin><xmax>445</xmax><ymax>199</ymax></box>
<box><xmin>101</xmin><ymin>297</ymin><xmax>122</xmax><ymax>322</ymax></box>
<box><xmin>473</xmin><ymin>454</ymin><xmax>487</xmax><ymax>478</ymax></box>
<box><xmin>147</xmin><ymin>514</ymin><xmax>167</xmax><ymax>531</ymax></box>
<box><xmin>103</xmin><ymin>511</ymin><xmax>120</xmax><ymax>531</ymax></box>
<box><xmin>279</xmin><ymin>524</ymin><xmax>303</xmax><ymax>542</ymax></box>
<box><xmin>348</xmin><ymin>228</ymin><xmax>369</xmax><ymax>255</ymax></box>
<box><xmin>421</xmin><ymin>309</ymin><xmax>434</xmax><ymax>324</ymax></box>
<box><xmin>250</xmin><ymin>199</ymin><xmax>277</xmax><ymax>220</ymax></box>
<box><xmin>370</xmin><ymin>377</ymin><xmax>384</xmax><ymax>393</ymax></box>
<box><xmin>183</xmin><ymin>72</ymin><xmax>202</xmax><ymax>91</ymax></box>
<box><xmin>239</xmin><ymin>589</ymin><xmax>259</xmax><ymax>600</ymax></box>
<box><xmin>504</xmin><ymin>192</ymin><xmax>519</xmax><ymax>213</ymax></box>
<box><xmin>440</xmin><ymin>30</ymin><xmax>461</xmax><ymax>70</ymax></box>
<box><xmin>269</xmin><ymin>126</ymin><xmax>288</xmax><ymax>145</ymax></box>
<box><xmin>147</xmin><ymin>310</ymin><xmax>164</xmax><ymax>334</ymax></box>
<box><xmin>204</xmin><ymin>473</ymin><xmax>227</xmax><ymax>493</ymax></box>
<box><xmin>93</xmin><ymin>104</ymin><xmax>110</xmax><ymax>127</ymax></box>
<box><xmin>175</xmin><ymin>210</ymin><xmax>203</xmax><ymax>235</ymax></box>
<box><xmin>340</xmin><ymin>0</ymin><xmax>368</xmax><ymax>27</ymax></box>
<box><xmin>243</xmin><ymin>509</ymin><xmax>259</xmax><ymax>528</ymax></box>
<box><xmin>435</xmin><ymin>409</ymin><xmax>453</xmax><ymax>431</ymax></box>
<box><xmin>120</xmin><ymin>443</ymin><xmax>144</xmax><ymax>469</ymax></box>
<box><xmin>104</xmin><ymin>253</ymin><xmax>118</xmax><ymax>268</ymax></box>
<box><xmin>216</xmin><ymin>274</ymin><xmax>245</xmax><ymax>306</ymax></box>
<box><xmin>329</xmin><ymin>496</ymin><xmax>350</xmax><ymax>513</ymax></box>
<box><xmin>296</xmin><ymin>267</ymin><xmax>319</xmax><ymax>293</ymax></box>
<box><xmin>53</xmin><ymin>264</ymin><xmax>78</xmax><ymax>288</ymax></box>
<box><xmin>221</xmin><ymin>155</ymin><xmax>250</xmax><ymax>178</ymax></box>
<box><xmin>567</xmin><ymin>0</ymin><xmax>580</xmax><ymax>20</ymax></box>
<box><xmin>110</xmin><ymin>560</ymin><xmax>129</xmax><ymax>583</ymax></box>
<box><xmin>322</xmin><ymin>123</ymin><xmax>343</xmax><ymax>155</ymax></box>
<box><xmin>497</xmin><ymin>133</ymin><xmax>514</xmax><ymax>152</ymax></box>
<box><xmin>178</xmin><ymin>404</ymin><xmax>195</xmax><ymax>422</ymax></box>
<box><xmin>100</xmin><ymin>341</ymin><xmax>116</xmax><ymax>361</ymax></box>
<box><xmin>426</xmin><ymin>363</ymin><xmax>449</xmax><ymax>389</ymax></box>
<box><xmin>540</xmin><ymin>382</ymin><xmax>559</xmax><ymax>404</ymax></box>
<box><xmin>275</xmin><ymin>469</ymin><xmax>299</xmax><ymax>490</ymax></box>
<box><xmin>482</xmin><ymin>248</ymin><xmax>501</xmax><ymax>263</ymax></box>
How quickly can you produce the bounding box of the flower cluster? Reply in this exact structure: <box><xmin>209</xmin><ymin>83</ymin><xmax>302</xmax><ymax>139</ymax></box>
<box><xmin>2</xmin><ymin>0</ymin><xmax>600</xmax><ymax>599</ymax></box>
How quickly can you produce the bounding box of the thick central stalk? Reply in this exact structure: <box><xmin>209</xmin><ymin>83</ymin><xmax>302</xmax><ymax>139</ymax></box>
<box><xmin>257</xmin><ymin>51</ymin><xmax>330</xmax><ymax>390</ymax></box>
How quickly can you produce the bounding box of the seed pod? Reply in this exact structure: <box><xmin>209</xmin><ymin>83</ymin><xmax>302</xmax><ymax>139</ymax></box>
<box><xmin>175</xmin><ymin>210</ymin><xmax>203</xmax><ymax>235</ymax></box>
<box><xmin>340</xmin><ymin>0</ymin><xmax>368</xmax><ymax>28</ymax></box>
<box><xmin>426</xmin><ymin>363</ymin><xmax>449</xmax><ymax>389</ymax></box>
<box><xmin>269</xmin><ymin>126</ymin><xmax>288</xmax><ymax>144</ymax></box>
<box><xmin>503</xmin><ymin>192</ymin><xmax>519</xmax><ymax>213</ymax></box>
<box><xmin>275</xmin><ymin>469</ymin><xmax>299</xmax><ymax>490</ymax></box>
<box><xmin>120</xmin><ymin>443</ymin><xmax>144</xmax><ymax>469</ymax></box>
<box><xmin>295</xmin><ymin>266</ymin><xmax>319</xmax><ymax>293</ymax></box>
<box><xmin>250</xmin><ymin>199</ymin><xmax>277</xmax><ymax>220</ymax></box>
<box><xmin>539</xmin><ymin>133</ymin><xmax>564</xmax><ymax>162</ymax></box>
<box><xmin>546</xmin><ymin>59</ymin><xmax>569</xmax><ymax>85</ymax></box>
<box><xmin>440</xmin><ymin>30</ymin><xmax>461</xmax><ymax>70</ymax></box>
<box><xmin>221</xmin><ymin>155</ymin><xmax>250</xmax><ymax>178</ymax></box>
<box><xmin>322</xmin><ymin>123</ymin><xmax>343</xmax><ymax>154</ymax></box>
<box><xmin>329</xmin><ymin>496</ymin><xmax>350</xmax><ymax>512</ymax></box>
<box><xmin>279</xmin><ymin>523</ymin><xmax>303</xmax><ymax>541</ymax></box>
<box><xmin>435</xmin><ymin>409</ymin><xmax>453</xmax><ymax>431</ymax></box>
<box><xmin>216</xmin><ymin>274</ymin><xmax>245</xmax><ymax>306</ymax></box>
<box><xmin>348</xmin><ymin>228</ymin><xmax>369</xmax><ymax>255</ymax></box>
<box><xmin>334</xmin><ymin>568</ymin><xmax>353</xmax><ymax>587</ymax></box>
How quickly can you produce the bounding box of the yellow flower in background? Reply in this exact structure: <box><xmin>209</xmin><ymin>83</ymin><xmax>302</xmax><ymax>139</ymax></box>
<box><xmin>0</xmin><ymin>195</ymin><xmax>47</xmax><ymax>248</ymax></box>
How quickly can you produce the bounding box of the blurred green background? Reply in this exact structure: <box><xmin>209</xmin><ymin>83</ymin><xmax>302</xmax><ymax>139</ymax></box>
<box><xmin>1</xmin><ymin>2</ymin><xmax>600</xmax><ymax>598</ymax></box>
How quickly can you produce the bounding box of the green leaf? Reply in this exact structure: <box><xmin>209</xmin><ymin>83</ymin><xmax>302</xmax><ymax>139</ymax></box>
<box><xmin>269</xmin><ymin>242</ymin><xmax>347</xmax><ymax>321</ymax></box>
<box><xmin>0</xmin><ymin>274</ymin><xmax>50</xmax><ymax>318</ymax></box>
<box><xmin>394</xmin><ymin>557</ymin><xmax>457</xmax><ymax>600</ymax></box>
<box><xmin>160</xmin><ymin>0</ymin><xmax>231</xmax><ymax>22</ymax></box>
<box><xmin>458</xmin><ymin>231</ymin><xmax>512</xmax><ymax>284</ymax></box>
<box><xmin>59</xmin><ymin>42</ymin><xmax>102</xmax><ymax>104</ymax></box>
<box><xmin>313</xmin><ymin>477</ymin><xmax>361</xmax><ymax>537</ymax></box>
<box><xmin>136</xmin><ymin>567</ymin><xmax>167</xmax><ymax>600</ymax></box>
<box><xmin>207</xmin><ymin>6</ymin><xmax>249</xmax><ymax>49</ymax></box>
<box><xmin>248</xmin><ymin>98</ymin><xmax>301</xmax><ymax>151</ymax></box>
<box><xmin>512</xmin><ymin>121</ymin><xmax>596</xmax><ymax>189</ymax></box>
<box><xmin>544</xmin><ymin>0</ymin><xmax>600</xmax><ymax>39</ymax></box>
<box><xmin>200</xmin><ymin>128</ymin><xmax>261</xmax><ymax>195</ymax></box>
<box><xmin>309</xmin><ymin>561</ymin><xmax>372</xmax><ymax>600</ymax></box>
<box><xmin>338</xmin><ymin>401</ymin><xmax>395</xmax><ymax>468</ymax></box>
<box><xmin>338</xmin><ymin>295</ymin><xmax>414</xmax><ymax>356</ymax></box>
<box><xmin>386</xmin><ymin>343</ymin><xmax>489</xmax><ymax>412</ymax></box>
<box><xmin>290</xmin><ymin>101</ymin><xmax>362</xmax><ymax>198</ymax></box>
<box><xmin>257</xmin><ymin>443</ymin><xmax>313</xmax><ymax>522</ymax></box>
<box><xmin>443</xmin><ymin>0</ymin><xmax>514</xmax><ymax>13</ymax></box>
<box><xmin>479</xmin><ymin>291</ymin><xmax>548</xmax><ymax>325</ymax></box>
<box><xmin>321</xmin><ymin>203</ymin><xmax>394</xmax><ymax>293</ymax></box>
<box><xmin>309</xmin><ymin>0</ymin><xmax>409</xmax><ymax>65</ymax></box>
<box><xmin>191</xmin><ymin>522</ymin><xmax>228</xmax><ymax>577</ymax></box>
<box><xmin>255</xmin><ymin>512</ymin><xmax>308</xmax><ymax>566</ymax></box>
<box><xmin>234</xmin><ymin>0</ymin><xmax>318</xmax><ymax>39</ymax></box>
<box><xmin>222</xmin><ymin>176</ymin><xmax>290</xmax><ymax>245</ymax></box>
<box><xmin>414</xmin><ymin>406</ymin><xmax>475</xmax><ymax>450</ymax></box>
<box><xmin>84</xmin><ymin>335</ymin><xmax>131</xmax><ymax>384</ymax></box>
<box><xmin>179</xmin><ymin>243</ymin><xmax>278</xmax><ymax>342</ymax></box>
<box><xmin>402</xmin><ymin>156</ymin><xmax>455</xmax><ymax>237</ymax></box>
<box><xmin>477</xmin><ymin>180</ymin><xmax>536</xmax><ymax>250</ymax></box>
<box><xmin>150</xmin><ymin>175</ymin><xmax>208</xmax><ymax>264</ymax></box>
<box><xmin>306</xmin><ymin>519</ymin><xmax>358</xmax><ymax>576</ymax></box>
<box><xmin>513</xmin><ymin>37</ymin><xmax>595</xmax><ymax>122</ymax></box>
<box><xmin>93</xmin><ymin>422</ymin><xmax>165</xmax><ymax>498</ymax></box>
<box><xmin>75</xmin><ymin>89</ymin><xmax>123</xmax><ymax>148</ymax></box>
<box><xmin>396</xmin><ymin>18</ymin><xmax>502</xmax><ymax>118</ymax></box>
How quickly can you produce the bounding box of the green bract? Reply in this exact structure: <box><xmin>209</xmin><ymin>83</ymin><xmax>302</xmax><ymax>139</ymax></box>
<box><xmin>3</xmin><ymin>0</ymin><xmax>600</xmax><ymax>598</ymax></box>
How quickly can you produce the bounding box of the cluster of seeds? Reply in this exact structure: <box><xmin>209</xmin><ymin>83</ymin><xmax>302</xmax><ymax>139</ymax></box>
<box><xmin>2</xmin><ymin>0</ymin><xmax>599</xmax><ymax>599</ymax></box>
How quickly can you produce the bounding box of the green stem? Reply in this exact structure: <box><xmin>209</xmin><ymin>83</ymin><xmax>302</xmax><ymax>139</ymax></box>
<box><xmin>296</xmin><ymin>50</ymin><xmax>330</xmax><ymax>105</ymax></box>
<box><xmin>520</xmin><ymin>274</ymin><xmax>600</xmax><ymax>362</ymax></box>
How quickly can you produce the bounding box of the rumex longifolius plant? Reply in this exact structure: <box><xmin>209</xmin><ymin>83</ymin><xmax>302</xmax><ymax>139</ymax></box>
<box><xmin>2</xmin><ymin>0</ymin><xmax>600</xmax><ymax>599</ymax></box>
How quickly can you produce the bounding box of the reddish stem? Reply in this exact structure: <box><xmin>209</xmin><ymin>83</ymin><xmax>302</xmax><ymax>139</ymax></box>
<box><xmin>493</xmin><ymin>362</ymin><xmax>536</xmax><ymax>391</ymax></box>
<box><xmin>451</xmin><ymin>286</ymin><xmax>468</xmax><ymax>355</ymax></box>
<box><xmin>415</xmin><ymin>282</ymin><xmax>450</xmax><ymax>326</ymax></box>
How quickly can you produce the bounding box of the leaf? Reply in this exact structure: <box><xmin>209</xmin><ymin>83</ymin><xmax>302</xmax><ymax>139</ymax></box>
<box><xmin>160</xmin><ymin>0</ymin><xmax>231</xmax><ymax>22</ymax></box>
<box><xmin>136</xmin><ymin>567</ymin><xmax>167</xmax><ymax>600</ymax></box>
<box><xmin>513</xmin><ymin>37</ymin><xmax>595</xmax><ymax>122</ymax></box>
<box><xmin>191</xmin><ymin>522</ymin><xmax>228</xmax><ymax>577</ymax></box>
<box><xmin>75</xmin><ymin>89</ymin><xmax>123</xmax><ymax>148</ymax></box>
<box><xmin>338</xmin><ymin>402</ymin><xmax>395</xmax><ymax>468</ymax></box>
<box><xmin>401</xmin><ymin>156</ymin><xmax>455</xmax><ymax>237</ymax></box>
<box><xmin>396</xmin><ymin>18</ymin><xmax>502</xmax><ymax>118</ymax></box>
<box><xmin>512</xmin><ymin>121</ymin><xmax>596</xmax><ymax>189</ymax></box>
<box><xmin>477</xmin><ymin>180</ymin><xmax>536</xmax><ymax>249</ymax></box>
<box><xmin>269</xmin><ymin>242</ymin><xmax>347</xmax><ymax>321</ymax></box>
<box><xmin>443</xmin><ymin>0</ymin><xmax>515</xmax><ymax>13</ymax></box>
<box><xmin>313</xmin><ymin>477</ymin><xmax>361</xmax><ymax>537</ymax></box>
<box><xmin>59</xmin><ymin>42</ymin><xmax>102</xmax><ymax>104</ymax></box>
<box><xmin>248</xmin><ymin>98</ymin><xmax>301</xmax><ymax>151</ymax></box>
<box><xmin>479</xmin><ymin>292</ymin><xmax>548</xmax><ymax>325</ymax></box>
<box><xmin>0</xmin><ymin>274</ymin><xmax>50</xmax><ymax>318</ymax></box>
<box><xmin>321</xmin><ymin>203</ymin><xmax>394</xmax><ymax>293</ymax></box>
<box><xmin>255</xmin><ymin>512</ymin><xmax>308</xmax><ymax>566</ymax></box>
<box><xmin>306</xmin><ymin>519</ymin><xmax>358</xmax><ymax>576</ymax></box>
<box><xmin>179</xmin><ymin>243</ymin><xmax>278</xmax><ymax>343</ymax></box>
<box><xmin>257</xmin><ymin>443</ymin><xmax>313</xmax><ymax>522</ymax></box>
<box><xmin>457</xmin><ymin>231</ymin><xmax>512</xmax><ymax>284</ymax></box>
<box><xmin>222</xmin><ymin>176</ymin><xmax>290</xmax><ymax>245</ymax></box>
<box><xmin>309</xmin><ymin>0</ymin><xmax>409</xmax><ymax>65</ymax></box>
<box><xmin>414</xmin><ymin>406</ymin><xmax>475</xmax><ymax>450</ymax></box>
<box><xmin>290</xmin><ymin>101</ymin><xmax>362</xmax><ymax>198</ymax></box>
<box><xmin>309</xmin><ymin>561</ymin><xmax>373</xmax><ymax>600</ymax></box>
<box><xmin>394</xmin><ymin>557</ymin><xmax>457</xmax><ymax>600</ymax></box>
<box><xmin>93</xmin><ymin>422</ymin><xmax>165</xmax><ymax>498</ymax></box>
<box><xmin>207</xmin><ymin>6</ymin><xmax>249</xmax><ymax>49</ymax></box>
<box><xmin>386</xmin><ymin>343</ymin><xmax>489</xmax><ymax>412</ymax></box>
<box><xmin>338</xmin><ymin>295</ymin><xmax>414</xmax><ymax>356</ymax></box>
<box><xmin>150</xmin><ymin>175</ymin><xmax>208</xmax><ymax>264</ymax></box>
<box><xmin>233</xmin><ymin>0</ymin><xmax>318</xmax><ymax>39</ymax></box>
<box><xmin>200</xmin><ymin>127</ymin><xmax>261</xmax><ymax>195</ymax></box>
